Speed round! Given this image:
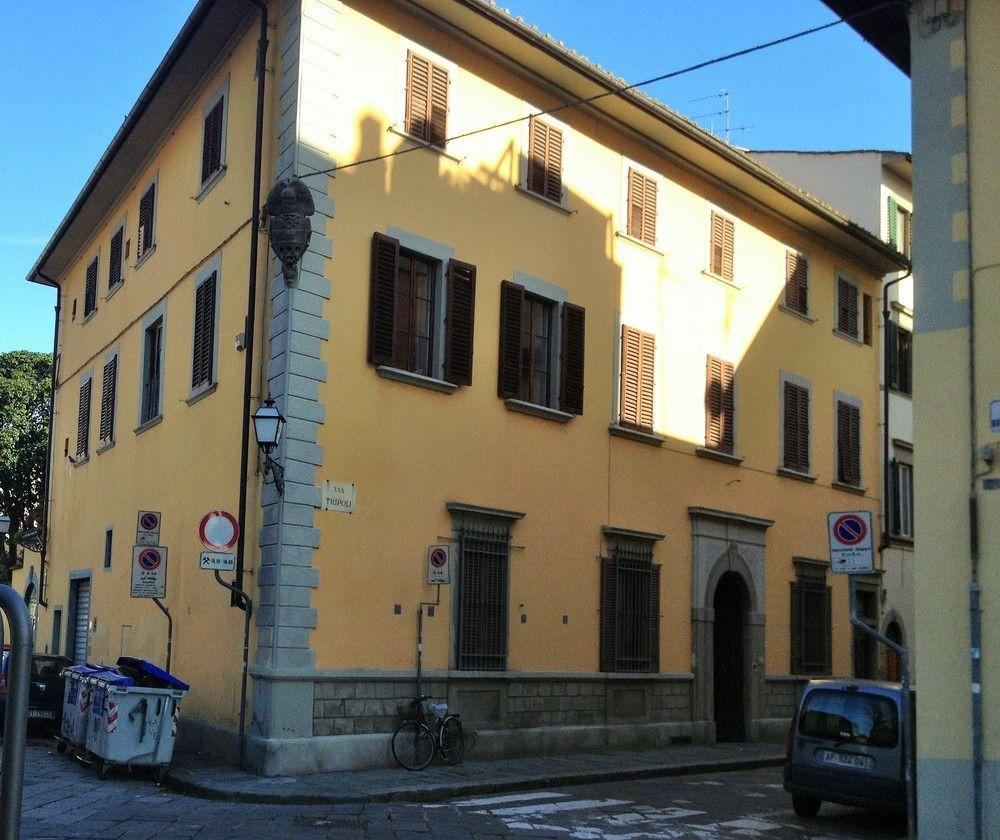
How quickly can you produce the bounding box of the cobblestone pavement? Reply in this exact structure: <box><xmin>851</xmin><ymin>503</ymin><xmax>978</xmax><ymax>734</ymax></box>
<box><xmin>21</xmin><ymin>741</ymin><xmax>901</xmax><ymax>838</ymax></box>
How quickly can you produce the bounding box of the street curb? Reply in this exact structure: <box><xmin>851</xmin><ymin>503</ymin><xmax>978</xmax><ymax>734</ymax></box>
<box><xmin>166</xmin><ymin>755</ymin><xmax>785</xmax><ymax>806</ymax></box>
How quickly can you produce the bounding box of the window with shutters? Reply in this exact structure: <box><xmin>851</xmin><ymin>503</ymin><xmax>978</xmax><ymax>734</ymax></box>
<box><xmin>783</xmin><ymin>251</ymin><xmax>809</xmax><ymax>316</ymax></box>
<box><xmin>367</xmin><ymin>232</ymin><xmax>476</xmax><ymax>387</ymax></box>
<box><xmin>191</xmin><ymin>267</ymin><xmax>219</xmax><ymax>395</ymax></box>
<box><xmin>897</xmin><ymin>206</ymin><xmax>912</xmax><ymax>258</ymax></box>
<box><xmin>140</xmin><ymin>316</ymin><xmax>164</xmax><ymax>426</ymax></box>
<box><xmin>862</xmin><ymin>293</ymin><xmax>873</xmax><ymax>345</ymax></box>
<box><xmin>83</xmin><ymin>256</ymin><xmax>98</xmax><ymax>319</ymax></box>
<box><xmin>455</xmin><ymin>521</ymin><xmax>510</xmax><ymax>671</ymax></box>
<box><xmin>625</xmin><ymin>168</ymin><xmax>658</xmax><ymax>247</ymax></box>
<box><xmin>890</xmin><ymin>455</ymin><xmax>914</xmax><ymax>539</ymax></box>
<box><xmin>705</xmin><ymin>356</ymin><xmax>735</xmax><ymax>454</ymax></box>
<box><xmin>600</xmin><ymin>537</ymin><xmax>660</xmax><ymax>673</ymax></box>
<box><xmin>98</xmin><ymin>353</ymin><xmax>118</xmax><ymax>449</ymax></box>
<box><xmin>497</xmin><ymin>279</ymin><xmax>585</xmax><ymax>416</ymax></box>
<box><xmin>836</xmin><ymin>398</ymin><xmax>862</xmax><ymax>487</ymax></box>
<box><xmin>781</xmin><ymin>377</ymin><xmax>811</xmax><ymax>474</ymax></box>
<box><xmin>619</xmin><ymin>326</ymin><xmax>655</xmax><ymax>431</ymax></box>
<box><xmin>526</xmin><ymin>117</ymin><xmax>564</xmax><ymax>204</ymax></box>
<box><xmin>790</xmin><ymin>560</ymin><xmax>832</xmax><ymax>676</ymax></box>
<box><xmin>709</xmin><ymin>210</ymin><xmax>736</xmax><ymax>282</ymax></box>
<box><xmin>76</xmin><ymin>376</ymin><xmax>93</xmax><ymax>460</ymax></box>
<box><xmin>404</xmin><ymin>49</ymin><xmax>449</xmax><ymax>147</ymax></box>
<box><xmin>853</xmin><ymin>584</ymin><xmax>879</xmax><ymax>679</ymax></box>
<box><xmin>886</xmin><ymin>321</ymin><xmax>912</xmax><ymax>395</ymax></box>
<box><xmin>108</xmin><ymin>224</ymin><xmax>125</xmax><ymax>292</ymax></box>
<box><xmin>836</xmin><ymin>276</ymin><xmax>859</xmax><ymax>339</ymax></box>
<box><xmin>200</xmin><ymin>81</ymin><xmax>228</xmax><ymax>189</ymax></box>
<box><xmin>136</xmin><ymin>181</ymin><xmax>157</xmax><ymax>264</ymax></box>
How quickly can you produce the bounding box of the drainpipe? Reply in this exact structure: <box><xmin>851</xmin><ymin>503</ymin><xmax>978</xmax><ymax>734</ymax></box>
<box><xmin>36</xmin><ymin>272</ymin><xmax>61</xmax><ymax>610</ymax></box>
<box><xmin>235</xmin><ymin>0</ymin><xmax>269</xmax><ymax>604</ymax></box>
<box><xmin>961</xmin><ymin>11</ymin><xmax>983</xmax><ymax>839</ymax></box>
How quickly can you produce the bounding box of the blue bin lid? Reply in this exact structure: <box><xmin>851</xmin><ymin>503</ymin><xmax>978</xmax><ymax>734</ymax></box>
<box><xmin>117</xmin><ymin>657</ymin><xmax>189</xmax><ymax>690</ymax></box>
<box><xmin>89</xmin><ymin>667</ymin><xmax>134</xmax><ymax>687</ymax></box>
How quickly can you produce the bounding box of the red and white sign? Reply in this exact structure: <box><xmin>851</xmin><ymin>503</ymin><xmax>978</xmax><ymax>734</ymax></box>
<box><xmin>199</xmin><ymin>510</ymin><xmax>240</xmax><ymax>551</ymax></box>
<box><xmin>827</xmin><ymin>510</ymin><xmax>874</xmax><ymax>574</ymax></box>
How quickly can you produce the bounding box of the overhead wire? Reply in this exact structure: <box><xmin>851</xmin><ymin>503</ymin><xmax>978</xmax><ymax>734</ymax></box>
<box><xmin>298</xmin><ymin>0</ymin><xmax>900</xmax><ymax>180</ymax></box>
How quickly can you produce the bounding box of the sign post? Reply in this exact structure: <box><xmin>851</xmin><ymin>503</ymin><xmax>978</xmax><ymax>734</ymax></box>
<box><xmin>417</xmin><ymin>544</ymin><xmax>452</xmax><ymax>703</ymax></box>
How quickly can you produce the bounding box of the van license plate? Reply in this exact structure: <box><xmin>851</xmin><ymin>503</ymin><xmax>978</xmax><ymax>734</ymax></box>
<box><xmin>820</xmin><ymin>750</ymin><xmax>872</xmax><ymax>770</ymax></box>
<box><xmin>28</xmin><ymin>709</ymin><xmax>55</xmax><ymax>719</ymax></box>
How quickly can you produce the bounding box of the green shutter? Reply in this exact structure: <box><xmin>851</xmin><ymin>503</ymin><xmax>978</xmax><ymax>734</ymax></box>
<box><xmin>887</xmin><ymin>196</ymin><xmax>899</xmax><ymax>249</ymax></box>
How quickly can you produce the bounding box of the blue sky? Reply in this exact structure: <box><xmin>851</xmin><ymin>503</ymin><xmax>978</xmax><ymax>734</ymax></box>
<box><xmin>1</xmin><ymin>1</ymin><xmax>909</xmax><ymax>355</ymax></box>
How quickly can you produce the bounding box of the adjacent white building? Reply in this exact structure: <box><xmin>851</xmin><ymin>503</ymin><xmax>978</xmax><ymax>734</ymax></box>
<box><xmin>753</xmin><ymin>150</ymin><xmax>914</xmax><ymax>681</ymax></box>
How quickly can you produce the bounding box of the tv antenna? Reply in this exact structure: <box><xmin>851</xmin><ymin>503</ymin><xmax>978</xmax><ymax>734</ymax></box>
<box><xmin>689</xmin><ymin>90</ymin><xmax>751</xmax><ymax>144</ymax></box>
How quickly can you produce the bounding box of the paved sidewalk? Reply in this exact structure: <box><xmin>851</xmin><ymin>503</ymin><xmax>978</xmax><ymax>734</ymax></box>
<box><xmin>167</xmin><ymin>741</ymin><xmax>784</xmax><ymax>805</ymax></box>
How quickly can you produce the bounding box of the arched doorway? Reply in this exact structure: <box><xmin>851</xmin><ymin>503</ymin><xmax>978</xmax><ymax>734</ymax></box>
<box><xmin>713</xmin><ymin>571</ymin><xmax>749</xmax><ymax>742</ymax></box>
<box><xmin>884</xmin><ymin>620</ymin><xmax>903</xmax><ymax>682</ymax></box>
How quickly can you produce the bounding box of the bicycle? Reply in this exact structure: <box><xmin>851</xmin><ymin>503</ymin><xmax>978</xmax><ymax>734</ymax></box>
<box><xmin>391</xmin><ymin>694</ymin><xmax>464</xmax><ymax>770</ymax></box>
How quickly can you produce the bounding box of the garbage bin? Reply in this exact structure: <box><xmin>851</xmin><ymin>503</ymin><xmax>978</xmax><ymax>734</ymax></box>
<box><xmin>85</xmin><ymin>658</ymin><xmax>188</xmax><ymax>780</ymax></box>
<box><xmin>59</xmin><ymin>665</ymin><xmax>119</xmax><ymax>752</ymax></box>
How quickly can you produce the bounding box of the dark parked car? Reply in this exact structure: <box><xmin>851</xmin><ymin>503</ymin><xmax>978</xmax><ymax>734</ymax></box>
<box><xmin>784</xmin><ymin>679</ymin><xmax>914</xmax><ymax>819</ymax></box>
<box><xmin>0</xmin><ymin>653</ymin><xmax>73</xmax><ymax>732</ymax></box>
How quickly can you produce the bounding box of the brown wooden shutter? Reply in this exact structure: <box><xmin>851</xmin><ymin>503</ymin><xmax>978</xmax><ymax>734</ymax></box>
<box><xmin>429</xmin><ymin>63</ymin><xmax>449</xmax><ymax>146</ymax></box>
<box><xmin>627</xmin><ymin>169</ymin><xmax>656</xmax><ymax>246</ymax></box>
<box><xmin>497</xmin><ymin>280</ymin><xmax>524</xmax><ymax>398</ymax></box>
<box><xmin>710</xmin><ymin>212</ymin><xmax>735</xmax><ymax>280</ymax></box>
<box><xmin>783</xmin><ymin>381</ymin><xmax>809</xmax><ymax>472</ymax></box>
<box><xmin>99</xmin><ymin>357</ymin><xmax>117</xmax><ymax>444</ymax></box>
<box><xmin>201</xmin><ymin>96</ymin><xmax>224</xmax><ymax>183</ymax></box>
<box><xmin>368</xmin><ymin>232</ymin><xmax>399</xmax><ymax>366</ymax></box>
<box><xmin>84</xmin><ymin>257</ymin><xmax>98</xmax><ymax>316</ymax></box>
<box><xmin>838</xmin><ymin>278</ymin><xmax>858</xmax><ymax>337</ymax></box>
<box><xmin>137</xmin><ymin>183</ymin><xmax>155</xmax><ymax>259</ymax></box>
<box><xmin>559</xmin><ymin>302</ymin><xmax>586</xmax><ymax>415</ymax></box>
<box><xmin>790</xmin><ymin>581</ymin><xmax>803</xmax><ymax>674</ymax></box>
<box><xmin>837</xmin><ymin>401</ymin><xmax>861</xmax><ymax>485</ymax></box>
<box><xmin>599</xmin><ymin>556</ymin><xmax>617</xmax><ymax>672</ymax></box>
<box><xmin>444</xmin><ymin>259</ymin><xmax>476</xmax><ymax>386</ymax></box>
<box><xmin>77</xmin><ymin>380</ymin><xmax>92</xmax><ymax>458</ymax></box>
<box><xmin>619</xmin><ymin>326</ymin><xmax>654</xmax><ymax>430</ymax></box>
<box><xmin>405</xmin><ymin>50</ymin><xmax>430</xmax><ymax>140</ymax></box>
<box><xmin>528</xmin><ymin>118</ymin><xmax>548</xmax><ymax>196</ymax></box>
<box><xmin>785</xmin><ymin>251</ymin><xmax>808</xmax><ymax>314</ymax></box>
<box><xmin>192</xmin><ymin>273</ymin><xmax>217</xmax><ymax>389</ymax></box>
<box><xmin>705</xmin><ymin>356</ymin><xmax>735</xmax><ymax>453</ymax></box>
<box><xmin>649</xmin><ymin>563</ymin><xmax>661</xmax><ymax>672</ymax></box>
<box><xmin>862</xmin><ymin>293</ymin><xmax>873</xmax><ymax>345</ymax></box>
<box><xmin>109</xmin><ymin>227</ymin><xmax>123</xmax><ymax>289</ymax></box>
<box><xmin>544</xmin><ymin>124</ymin><xmax>563</xmax><ymax>203</ymax></box>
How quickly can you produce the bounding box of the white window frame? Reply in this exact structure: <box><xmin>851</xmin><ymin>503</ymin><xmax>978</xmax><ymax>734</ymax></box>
<box><xmin>617</xmin><ymin>157</ymin><xmax>665</xmax><ymax>253</ymax></box>
<box><xmin>198</xmin><ymin>76</ymin><xmax>230</xmax><ymax>196</ymax></box>
<box><xmin>107</xmin><ymin>215</ymin><xmax>127</xmax><ymax>299</ymax></box>
<box><xmin>189</xmin><ymin>256</ymin><xmax>223</xmax><ymax>400</ymax></box>
<box><xmin>778</xmin><ymin>371</ymin><xmax>813</xmax><ymax>476</ymax></box>
<box><xmin>518</xmin><ymin>102</ymin><xmax>570</xmax><ymax>208</ymax></box>
<box><xmin>833</xmin><ymin>391</ymin><xmax>863</xmax><ymax>487</ymax></box>
<box><xmin>704</xmin><ymin>204</ymin><xmax>739</xmax><ymax>286</ymax></box>
<box><xmin>396</xmin><ymin>38</ymin><xmax>457</xmax><ymax>149</ymax></box>
<box><xmin>137</xmin><ymin>301</ymin><xmax>167</xmax><ymax>429</ymax></box>
<box><xmin>135</xmin><ymin>173</ymin><xmax>159</xmax><ymax>270</ymax></box>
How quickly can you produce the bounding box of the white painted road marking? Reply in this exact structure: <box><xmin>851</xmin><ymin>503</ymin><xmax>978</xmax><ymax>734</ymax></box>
<box><xmin>489</xmin><ymin>798</ymin><xmax>631</xmax><ymax>817</ymax></box>
<box><xmin>452</xmin><ymin>790</ymin><xmax>570</xmax><ymax>807</ymax></box>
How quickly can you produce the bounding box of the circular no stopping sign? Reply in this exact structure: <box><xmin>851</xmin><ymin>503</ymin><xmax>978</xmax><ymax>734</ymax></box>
<box><xmin>833</xmin><ymin>514</ymin><xmax>867</xmax><ymax>546</ymax></box>
<box><xmin>199</xmin><ymin>510</ymin><xmax>240</xmax><ymax>551</ymax></box>
<box><xmin>140</xmin><ymin>512</ymin><xmax>160</xmax><ymax>532</ymax></box>
<box><xmin>430</xmin><ymin>547</ymin><xmax>448</xmax><ymax>568</ymax></box>
<box><xmin>138</xmin><ymin>548</ymin><xmax>162</xmax><ymax>571</ymax></box>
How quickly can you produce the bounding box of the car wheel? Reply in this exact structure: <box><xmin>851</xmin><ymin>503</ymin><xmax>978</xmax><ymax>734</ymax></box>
<box><xmin>792</xmin><ymin>794</ymin><xmax>821</xmax><ymax>818</ymax></box>
<box><xmin>56</xmin><ymin>740</ymin><xmax>68</xmax><ymax>754</ymax></box>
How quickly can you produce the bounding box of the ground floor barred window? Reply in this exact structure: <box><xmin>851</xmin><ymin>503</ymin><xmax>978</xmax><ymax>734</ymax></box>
<box><xmin>455</xmin><ymin>522</ymin><xmax>511</xmax><ymax>671</ymax></box>
<box><xmin>600</xmin><ymin>539</ymin><xmax>661</xmax><ymax>673</ymax></box>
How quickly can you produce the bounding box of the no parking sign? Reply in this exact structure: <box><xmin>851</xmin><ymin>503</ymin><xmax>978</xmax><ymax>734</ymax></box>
<box><xmin>427</xmin><ymin>544</ymin><xmax>451</xmax><ymax>585</ymax></box>
<box><xmin>131</xmin><ymin>545</ymin><xmax>168</xmax><ymax>598</ymax></box>
<box><xmin>827</xmin><ymin>510</ymin><xmax>874</xmax><ymax>574</ymax></box>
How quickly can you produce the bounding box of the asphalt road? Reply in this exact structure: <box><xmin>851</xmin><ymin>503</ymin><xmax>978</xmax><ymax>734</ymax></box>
<box><xmin>20</xmin><ymin>741</ymin><xmax>903</xmax><ymax>839</ymax></box>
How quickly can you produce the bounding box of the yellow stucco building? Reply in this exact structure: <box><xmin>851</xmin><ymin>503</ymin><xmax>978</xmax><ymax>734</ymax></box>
<box><xmin>22</xmin><ymin>0</ymin><xmax>904</xmax><ymax>774</ymax></box>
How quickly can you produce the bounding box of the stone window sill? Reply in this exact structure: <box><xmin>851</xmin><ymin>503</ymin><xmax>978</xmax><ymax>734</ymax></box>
<box><xmin>82</xmin><ymin>310</ymin><xmax>97</xmax><ymax>326</ymax></box>
<box><xmin>515</xmin><ymin>184</ymin><xmax>572</xmax><ymax>214</ymax></box>
<box><xmin>608</xmin><ymin>423</ymin><xmax>665</xmax><ymax>446</ymax></box>
<box><xmin>504</xmin><ymin>398</ymin><xmax>573</xmax><ymax>423</ymax></box>
<box><xmin>615</xmin><ymin>230</ymin><xmax>665</xmax><ymax>256</ymax></box>
<box><xmin>388</xmin><ymin>126</ymin><xmax>463</xmax><ymax>164</ymax></box>
<box><xmin>695</xmin><ymin>447</ymin><xmax>743</xmax><ymax>465</ymax></box>
<box><xmin>832</xmin><ymin>328</ymin><xmax>864</xmax><ymax>347</ymax></box>
<box><xmin>779</xmin><ymin>303</ymin><xmax>816</xmax><ymax>324</ymax></box>
<box><xmin>701</xmin><ymin>270</ymin><xmax>742</xmax><ymax>290</ymax></box>
<box><xmin>187</xmin><ymin>381</ymin><xmax>218</xmax><ymax>406</ymax></box>
<box><xmin>196</xmin><ymin>166</ymin><xmax>227</xmax><ymax>202</ymax></box>
<box><xmin>887</xmin><ymin>535</ymin><xmax>914</xmax><ymax>548</ymax></box>
<box><xmin>134</xmin><ymin>245</ymin><xmax>156</xmax><ymax>271</ymax></box>
<box><xmin>777</xmin><ymin>466</ymin><xmax>817</xmax><ymax>483</ymax></box>
<box><xmin>832</xmin><ymin>480</ymin><xmax>867</xmax><ymax>496</ymax></box>
<box><xmin>106</xmin><ymin>280</ymin><xmax>124</xmax><ymax>302</ymax></box>
<box><xmin>377</xmin><ymin>366</ymin><xmax>457</xmax><ymax>394</ymax></box>
<box><xmin>96</xmin><ymin>439</ymin><xmax>115</xmax><ymax>456</ymax></box>
<box><xmin>135</xmin><ymin>414</ymin><xmax>163</xmax><ymax>436</ymax></box>
<box><xmin>71</xmin><ymin>454</ymin><xmax>89</xmax><ymax>469</ymax></box>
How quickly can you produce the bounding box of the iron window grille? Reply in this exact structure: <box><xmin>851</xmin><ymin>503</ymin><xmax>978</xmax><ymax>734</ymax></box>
<box><xmin>600</xmin><ymin>541</ymin><xmax>661</xmax><ymax>673</ymax></box>
<box><xmin>455</xmin><ymin>523</ymin><xmax>510</xmax><ymax>671</ymax></box>
<box><xmin>790</xmin><ymin>567</ymin><xmax>832</xmax><ymax>676</ymax></box>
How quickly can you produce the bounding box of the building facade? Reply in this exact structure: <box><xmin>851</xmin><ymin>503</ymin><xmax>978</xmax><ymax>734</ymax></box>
<box><xmin>753</xmin><ymin>150</ymin><xmax>915</xmax><ymax>682</ymax></box>
<box><xmin>822</xmin><ymin>0</ymin><xmax>1000</xmax><ymax>836</ymax></box>
<box><xmin>23</xmin><ymin>0</ymin><xmax>904</xmax><ymax>775</ymax></box>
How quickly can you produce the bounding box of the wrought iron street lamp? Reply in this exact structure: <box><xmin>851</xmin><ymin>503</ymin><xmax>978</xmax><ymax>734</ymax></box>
<box><xmin>251</xmin><ymin>398</ymin><xmax>285</xmax><ymax>495</ymax></box>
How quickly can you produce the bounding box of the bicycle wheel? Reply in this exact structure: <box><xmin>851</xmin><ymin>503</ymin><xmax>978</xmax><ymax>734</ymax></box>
<box><xmin>391</xmin><ymin>720</ymin><xmax>435</xmax><ymax>770</ymax></box>
<box><xmin>439</xmin><ymin>716</ymin><xmax>465</xmax><ymax>765</ymax></box>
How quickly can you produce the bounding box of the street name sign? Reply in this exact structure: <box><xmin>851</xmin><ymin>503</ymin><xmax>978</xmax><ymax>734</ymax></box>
<box><xmin>136</xmin><ymin>511</ymin><xmax>162</xmax><ymax>546</ymax></box>
<box><xmin>131</xmin><ymin>545</ymin><xmax>167</xmax><ymax>598</ymax></box>
<box><xmin>200</xmin><ymin>551</ymin><xmax>236</xmax><ymax>571</ymax></box>
<box><xmin>427</xmin><ymin>544</ymin><xmax>451</xmax><ymax>585</ymax></box>
<box><xmin>827</xmin><ymin>510</ymin><xmax>874</xmax><ymax>574</ymax></box>
<box><xmin>321</xmin><ymin>480</ymin><xmax>357</xmax><ymax>514</ymax></box>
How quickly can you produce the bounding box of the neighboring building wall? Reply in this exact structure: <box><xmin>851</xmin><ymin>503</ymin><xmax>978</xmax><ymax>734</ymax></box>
<box><xmin>908</xmin><ymin>0</ymin><xmax>1000</xmax><ymax>835</ymax></box>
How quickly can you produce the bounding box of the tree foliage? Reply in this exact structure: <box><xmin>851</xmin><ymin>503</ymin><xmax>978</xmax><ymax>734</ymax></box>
<box><xmin>0</xmin><ymin>350</ymin><xmax>52</xmax><ymax>574</ymax></box>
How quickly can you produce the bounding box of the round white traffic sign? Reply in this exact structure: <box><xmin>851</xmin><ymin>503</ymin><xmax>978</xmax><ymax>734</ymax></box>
<box><xmin>199</xmin><ymin>510</ymin><xmax>240</xmax><ymax>551</ymax></box>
